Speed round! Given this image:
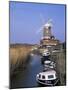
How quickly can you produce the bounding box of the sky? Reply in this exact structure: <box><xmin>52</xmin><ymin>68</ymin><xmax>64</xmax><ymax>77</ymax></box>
<box><xmin>9</xmin><ymin>1</ymin><xmax>66</xmax><ymax>44</ymax></box>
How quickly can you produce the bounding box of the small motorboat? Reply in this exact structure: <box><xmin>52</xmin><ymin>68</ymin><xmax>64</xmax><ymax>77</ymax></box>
<box><xmin>41</xmin><ymin>57</ymin><xmax>50</xmax><ymax>64</ymax></box>
<box><xmin>36</xmin><ymin>70</ymin><xmax>59</xmax><ymax>86</ymax></box>
<box><xmin>42</xmin><ymin>50</ymin><xmax>50</xmax><ymax>57</ymax></box>
<box><xmin>43</xmin><ymin>60</ymin><xmax>56</xmax><ymax>69</ymax></box>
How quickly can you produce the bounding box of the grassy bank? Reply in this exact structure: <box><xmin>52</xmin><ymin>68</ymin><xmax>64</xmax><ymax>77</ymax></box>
<box><xmin>10</xmin><ymin>44</ymin><xmax>33</xmax><ymax>76</ymax></box>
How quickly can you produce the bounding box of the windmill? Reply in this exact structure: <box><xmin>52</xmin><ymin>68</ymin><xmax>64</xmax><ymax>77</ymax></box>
<box><xmin>36</xmin><ymin>14</ymin><xmax>53</xmax><ymax>40</ymax></box>
<box><xmin>35</xmin><ymin>14</ymin><xmax>60</xmax><ymax>49</ymax></box>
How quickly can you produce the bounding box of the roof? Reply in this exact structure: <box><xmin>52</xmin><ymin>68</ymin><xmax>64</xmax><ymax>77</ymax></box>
<box><xmin>39</xmin><ymin>70</ymin><xmax>56</xmax><ymax>75</ymax></box>
<box><xmin>44</xmin><ymin>60</ymin><xmax>51</xmax><ymax>64</ymax></box>
<box><xmin>44</xmin><ymin>23</ymin><xmax>51</xmax><ymax>28</ymax></box>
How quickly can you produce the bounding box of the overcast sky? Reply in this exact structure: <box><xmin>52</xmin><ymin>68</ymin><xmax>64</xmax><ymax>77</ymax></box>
<box><xmin>10</xmin><ymin>1</ymin><xmax>66</xmax><ymax>44</ymax></box>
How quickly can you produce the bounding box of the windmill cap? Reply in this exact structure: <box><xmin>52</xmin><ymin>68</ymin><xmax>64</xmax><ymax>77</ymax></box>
<box><xmin>44</xmin><ymin>23</ymin><xmax>52</xmax><ymax>27</ymax></box>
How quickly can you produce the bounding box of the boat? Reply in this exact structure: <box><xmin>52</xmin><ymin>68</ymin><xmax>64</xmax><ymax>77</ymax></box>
<box><xmin>41</xmin><ymin>56</ymin><xmax>50</xmax><ymax>64</ymax></box>
<box><xmin>43</xmin><ymin>60</ymin><xmax>56</xmax><ymax>69</ymax></box>
<box><xmin>42</xmin><ymin>50</ymin><xmax>50</xmax><ymax>57</ymax></box>
<box><xmin>36</xmin><ymin>70</ymin><xmax>59</xmax><ymax>86</ymax></box>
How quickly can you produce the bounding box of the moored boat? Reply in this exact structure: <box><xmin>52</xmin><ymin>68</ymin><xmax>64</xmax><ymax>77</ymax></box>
<box><xmin>36</xmin><ymin>70</ymin><xmax>59</xmax><ymax>86</ymax></box>
<box><xmin>42</xmin><ymin>50</ymin><xmax>50</xmax><ymax>57</ymax></box>
<box><xmin>43</xmin><ymin>60</ymin><xmax>56</xmax><ymax>70</ymax></box>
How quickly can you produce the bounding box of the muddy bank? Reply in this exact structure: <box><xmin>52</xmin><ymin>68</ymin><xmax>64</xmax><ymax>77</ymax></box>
<box><xmin>10</xmin><ymin>44</ymin><xmax>34</xmax><ymax>76</ymax></box>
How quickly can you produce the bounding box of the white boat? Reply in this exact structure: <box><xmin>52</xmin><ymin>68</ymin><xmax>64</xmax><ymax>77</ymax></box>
<box><xmin>52</xmin><ymin>50</ymin><xmax>60</xmax><ymax>53</ymax></box>
<box><xmin>43</xmin><ymin>60</ymin><xmax>56</xmax><ymax>69</ymax></box>
<box><xmin>36</xmin><ymin>70</ymin><xmax>59</xmax><ymax>86</ymax></box>
<box><xmin>42</xmin><ymin>50</ymin><xmax>50</xmax><ymax>57</ymax></box>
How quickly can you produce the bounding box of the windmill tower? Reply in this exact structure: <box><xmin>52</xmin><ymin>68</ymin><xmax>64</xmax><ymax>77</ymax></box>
<box><xmin>43</xmin><ymin>20</ymin><xmax>52</xmax><ymax>39</ymax></box>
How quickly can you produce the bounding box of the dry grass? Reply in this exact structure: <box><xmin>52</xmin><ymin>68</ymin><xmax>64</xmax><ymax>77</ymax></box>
<box><xmin>10</xmin><ymin>44</ymin><xmax>33</xmax><ymax>75</ymax></box>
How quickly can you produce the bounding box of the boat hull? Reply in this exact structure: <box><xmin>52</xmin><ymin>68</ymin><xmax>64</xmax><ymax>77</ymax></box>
<box><xmin>36</xmin><ymin>78</ymin><xmax>59</xmax><ymax>86</ymax></box>
<box><xmin>41</xmin><ymin>56</ymin><xmax>50</xmax><ymax>64</ymax></box>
